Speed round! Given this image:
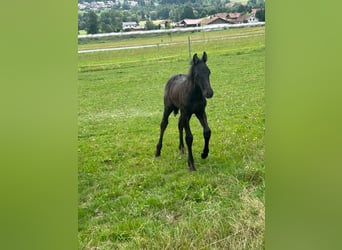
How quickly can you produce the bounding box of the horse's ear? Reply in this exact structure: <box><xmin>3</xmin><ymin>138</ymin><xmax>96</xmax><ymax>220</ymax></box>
<box><xmin>202</xmin><ymin>52</ymin><xmax>207</xmax><ymax>63</ymax></box>
<box><xmin>193</xmin><ymin>53</ymin><xmax>199</xmax><ymax>65</ymax></box>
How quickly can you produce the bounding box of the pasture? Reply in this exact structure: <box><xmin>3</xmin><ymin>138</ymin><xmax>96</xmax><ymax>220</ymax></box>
<box><xmin>78</xmin><ymin>27</ymin><xmax>265</xmax><ymax>249</ymax></box>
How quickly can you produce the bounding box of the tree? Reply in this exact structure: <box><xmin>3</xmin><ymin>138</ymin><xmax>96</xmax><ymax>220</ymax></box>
<box><xmin>248</xmin><ymin>0</ymin><xmax>257</xmax><ymax>6</ymax></box>
<box><xmin>165</xmin><ymin>21</ymin><xmax>171</xmax><ymax>29</ymax></box>
<box><xmin>122</xmin><ymin>0</ymin><xmax>130</xmax><ymax>10</ymax></box>
<box><xmin>145</xmin><ymin>20</ymin><xmax>159</xmax><ymax>30</ymax></box>
<box><xmin>157</xmin><ymin>7</ymin><xmax>171</xmax><ymax>19</ymax></box>
<box><xmin>255</xmin><ymin>8</ymin><xmax>265</xmax><ymax>21</ymax></box>
<box><xmin>169</xmin><ymin>8</ymin><xmax>181</xmax><ymax>21</ymax></box>
<box><xmin>85</xmin><ymin>11</ymin><xmax>99</xmax><ymax>34</ymax></box>
<box><xmin>237</xmin><ymin>4</ymin><xmax>247</xmax><ymax>13</ymax></box>
<box><xmin>78</xmin><ymin>13</ymin><xmax>87</xmax><ymax>31</ymax></box>
<box><xmin>111</xmin><ymin>10</ymin><xmax>124</xmax><ymax>32</ymax></box>
<box><xmin>150</xmin><ymin>11</ymin><xmax>158</xmax><ymax>20</ymax></box>
<box><xmin>181</xmin><ymin>5</ymin><xmax>195</xmax><ymax>19</ymax></box>
<box><xmin>99</xmin><ymin>12</ymin><xmax>113</xmax><ymax>33</ymax></box>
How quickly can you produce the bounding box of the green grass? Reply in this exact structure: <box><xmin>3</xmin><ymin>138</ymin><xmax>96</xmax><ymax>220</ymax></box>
<box><xmin>78</xmin><ymin>27</ymin><xmax>265</xmax><ymax>249</ymax></box>
<box><xmin>79</xmin><ymin>30</ymin><xmax>87</xmax><ymax>35</ymax></box>
<box><xmin>78</xmin><ymin>26</ymin><xmax>265</xmax><ymax>51</ymax></box>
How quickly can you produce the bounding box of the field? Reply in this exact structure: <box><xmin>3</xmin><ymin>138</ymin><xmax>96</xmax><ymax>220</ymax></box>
<box><xmin>78</xmin><ymin>27</ymin><xmax>265</xmax><ymax>249</ymax></box>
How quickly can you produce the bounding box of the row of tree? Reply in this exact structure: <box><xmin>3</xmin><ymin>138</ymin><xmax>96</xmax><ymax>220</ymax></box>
<box><xmin>78</xmin><ymin>0</ymin><xmax>265</xmax><ymax>34</ymax></box>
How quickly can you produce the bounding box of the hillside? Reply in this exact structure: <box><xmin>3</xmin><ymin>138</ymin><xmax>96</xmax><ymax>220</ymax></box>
<box><xmin>78</xmin><ymin>0</ymin><xmax>263</xmax><ymax>14</ymax></box>
<box><xmin>78</xmin><ymin>0</ymin><xmax>265</xmax><ymax>34</ymax></box>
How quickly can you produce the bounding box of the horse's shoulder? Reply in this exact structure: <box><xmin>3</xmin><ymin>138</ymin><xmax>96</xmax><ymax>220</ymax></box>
<box><xmin>167</xmin><ymin>74</ymin><xmax>188</xmax><ymax>87</ymax></box>
<box><xmin>171</xmin><ymin>74</ymin><xmax>187</xmax><ymax>81</ymax></box>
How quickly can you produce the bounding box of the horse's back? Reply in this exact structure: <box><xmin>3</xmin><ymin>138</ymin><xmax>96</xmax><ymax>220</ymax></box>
<box><xmin>165</xmin><ymin>74</ymin><xmax>187</xmax><ymax>89</ymax></box>
<box><xmin>165</xmin><ymin>74</ymin><xmax>188</xmax><ymax>95</ymax></box>
<box><xmin>164</xmin><ymin>74</ymin><xmax>188</xmax><ymax>109</ymax></box>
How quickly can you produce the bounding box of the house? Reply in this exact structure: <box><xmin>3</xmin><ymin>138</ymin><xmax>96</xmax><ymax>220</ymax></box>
<box><xmin>203</xmin><ymin>16</ymin><xmax>229</xmax><ymax>25</ymax></box>
<box><xmin>122</xmin><ymin>22</ymin><xmax>138</xmax><ymax>30</ymax></box>
<box><xmin>237</xmin><ymin>14</ymin><xmax>252</xmax><ymax>23</ymax></box>
<box><xmin>178</xmin><ymin>19</ymin><xmax>203</xmax><ymax>27</ymax></box>
<box><xmin>249</xmin><ymin>8</ymin><xmax>261</xmax><ymax>23</ymax></box>
<box><xmin>130</xmin><ymin>25</ymin><xmax>145</xmax><ymax>31</ymax></box>
<box><xmin>214</xmin><ymin>13</ymin><xmax>229</xmax><ymax>20</ymax></box>
<box><xmin>227</xmin><ymin>13</ymin><xmax>241</xmax><ymax>24</ymax></box>
<box><xmin>251</xmin><ymin>8</ymin><xmax>261</xmax><ymax>16</ymax></box>
<box><xmin>247</xmin><ymin>15</ymin><xmax>259</xmax><ymax>23</ymax></box>
<box><xmin>228</xmin><ymin>13</ymin><xmax>241</xmax><ymax>19</ymax></box>
<box><xmin>227</xmin><ymin>12</ymin><xmax>260</xmax><ymax>24</ymax></box>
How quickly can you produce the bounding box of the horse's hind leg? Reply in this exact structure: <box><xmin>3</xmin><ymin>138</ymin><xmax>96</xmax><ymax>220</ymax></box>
<box><xmin>155</xmin><ymin>106</ymin><xmax>173</xmax><ymax>157</ymax></box>
<box><xmin>196</xmin><ymin>112</ymin><xmax>211</xmax><ymax>159</ymax></box>
<box><xmin>178</xmin><ymin>116</ymin><xmax>185</xmax><ymax>154</ymax></box>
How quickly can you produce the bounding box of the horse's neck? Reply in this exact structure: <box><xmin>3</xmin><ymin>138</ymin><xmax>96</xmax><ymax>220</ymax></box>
<box><xmin>185</xmin><ymin>68</ymin><xmax>201</xmax><ymax>97</ymax></box>
<box><xmin>186</xmin><ymin>77</ymin><xmax>202</xmax><ymax>99</ymax></box>
<box><xmin>186</xmin><ymin>75</ymin><xmax>194</xmax><ymax>90</ymax></box>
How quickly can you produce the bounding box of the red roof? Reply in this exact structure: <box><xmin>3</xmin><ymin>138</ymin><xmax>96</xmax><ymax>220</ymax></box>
<box><xmin>228</xmin><ymin>13</ymin><xmax>241</xmax><ymax>19</ymax></box>
<box><xmin>203</xmin><ymin>16</ymin><xmax>229</xmax><ymax>25</ymax></box>
<box><xmin>180</xmin><ymin>19</ymin><xmax>203</xmax><ymax>25</ymax></box>
<box><xmin>214</xmin><ymin>13</ymin><xmax>229</xmax><ymax>19</ymax></box>
<box><xmin>251</xmin><ymin>8</ymin><xmax>260</xmax><ymax>15</ymax></box>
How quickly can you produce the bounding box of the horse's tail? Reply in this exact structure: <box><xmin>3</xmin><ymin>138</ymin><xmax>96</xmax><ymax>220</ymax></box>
<box><xmin>173</xmin><ymin>107</ymin><xmax>179</xmax><ymax>116</ymax></box>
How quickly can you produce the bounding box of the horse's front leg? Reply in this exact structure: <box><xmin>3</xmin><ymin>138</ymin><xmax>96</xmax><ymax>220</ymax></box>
<box><xmin>183</xmin><ymin>115</ymin><xmax>195</xmax><ymax>171</ymax></box>
<box><xmin>196</xmin><ymin>111</ymin><xmax>211</xmax><ymax>159</ymax></box>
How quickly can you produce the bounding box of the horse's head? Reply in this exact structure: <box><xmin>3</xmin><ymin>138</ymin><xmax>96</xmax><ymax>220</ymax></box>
<box><xmin>192</xmin><ymin>52</ymin><xmax>214</xmax><ymax>99</ymax></box>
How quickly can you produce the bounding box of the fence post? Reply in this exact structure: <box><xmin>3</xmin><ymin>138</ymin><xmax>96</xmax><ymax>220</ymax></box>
<box><xmin>188</xmin><ymin>36</ymin><xmax>191</xmax><ymax>63</ymax></box>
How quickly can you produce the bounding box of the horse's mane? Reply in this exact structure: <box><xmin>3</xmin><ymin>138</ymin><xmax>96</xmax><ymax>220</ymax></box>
<box><xmin>188</xmin><ymin>57</ymin><xmax>204</xmax><ymax>84</ymax></box>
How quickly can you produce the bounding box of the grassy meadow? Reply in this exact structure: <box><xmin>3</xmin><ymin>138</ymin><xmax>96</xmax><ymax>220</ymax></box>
<box><xmin>78</xmin><ymin>27</ymin><xmax>265</xmax><ymax>249</ymax></box>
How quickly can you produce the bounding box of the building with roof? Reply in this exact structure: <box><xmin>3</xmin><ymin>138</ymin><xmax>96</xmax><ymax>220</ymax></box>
<box><xmin>122</xmin><ymin>22</ymin><xmax>138</xmax><ymax>30</ymax></box>
<box><xmin>203</xmin><ymin>16</ymin><xmax>229</xmax><ymax>25</ymax></box>
<box><xmin>177</xmin><ymin>19</ymin><xmax>204</xmax><ymax>27</ymax></box>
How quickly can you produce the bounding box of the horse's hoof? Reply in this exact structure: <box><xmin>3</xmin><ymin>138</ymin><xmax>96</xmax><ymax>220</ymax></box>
<box><xmin>188</xmin><ymin>162</ymin><xmax>196</xmax><ymax>171</ymax></box>
<box><xmin>189</xmin><ymin>166</ymin><xmax>196</xmax><ymax>171</ymax></box>
<box><xmin>201</xmin><ymin>152</ymin><xmax>208</xmax><ymax>159</ymax></box>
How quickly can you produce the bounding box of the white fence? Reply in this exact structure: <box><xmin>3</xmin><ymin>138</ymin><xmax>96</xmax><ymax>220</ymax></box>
<box><xmin>78</xmin><ymin>22</ymin><xmax>265</xmax><ymax>39</ymax></box>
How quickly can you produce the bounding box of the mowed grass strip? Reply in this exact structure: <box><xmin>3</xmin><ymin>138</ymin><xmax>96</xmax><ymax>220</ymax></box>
<box><xmin>78</xmin><ymin>27</ymin><xmax>265</xmax><ymax>249</ymax></box>
<box><xmin>78</xmin><ymin>26</ymin><xmax>265</xmax><ymax>51</ymax></box>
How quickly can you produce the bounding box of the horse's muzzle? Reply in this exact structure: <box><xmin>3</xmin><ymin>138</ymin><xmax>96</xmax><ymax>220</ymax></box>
<box><xmin>206</xmin><ymin>89</ymin><xmax>214</xmax><ymax>98</ymax></box>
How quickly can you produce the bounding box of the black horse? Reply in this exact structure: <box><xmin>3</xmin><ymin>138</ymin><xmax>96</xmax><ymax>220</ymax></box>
<box><xmin>155</xmin><ymin>52</ymin><xmax>213</xmax><ymax>171</ymax></box>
